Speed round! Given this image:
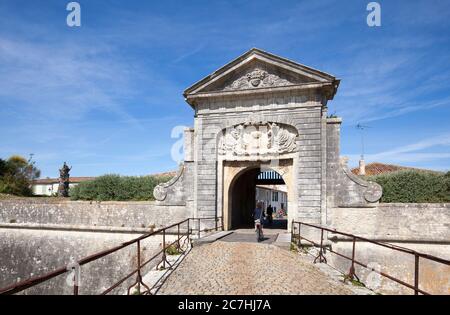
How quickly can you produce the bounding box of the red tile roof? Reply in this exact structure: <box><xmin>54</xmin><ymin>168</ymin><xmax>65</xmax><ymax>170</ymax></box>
<box><xmin>150</xmin><ymin>171</ymin><xmax>177</xmax><ymax>179</ymax></box>
<box><xmin>33</xmin><ymin>177</ymin><xmax>96</xmax><ymax>185</ymax></box>
<box><xmin>351</xmin><ymin>162</ymin><xmax>440</xmax><ymax>176</ymax></box>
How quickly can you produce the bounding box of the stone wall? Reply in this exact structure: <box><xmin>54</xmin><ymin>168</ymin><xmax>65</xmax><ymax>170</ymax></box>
<box><xmin>329</xmin><ymin>203</ymin><xmax>450</xmax><ymax>242</ymax></box>
<box><xmin>328</xmin><ymin>241</ymin><xmax>450</xmax><ymax>295</ymax></box>
<box><xmin>325</xmin><ymin>203</ymin><xmax>450</xmax><ymax>295</ymax></box>
<box><xmin>194</xmin><ymin>93</ymin><xmax>326</xmax><ymax>225</ymax></box>
<box><xmin>0</xmin><ymin>229</ymin><xmax>178</xmax><ymax>295</ymax></box>
<box><xmin>0</xmin><ymin>199</ymin><xmax>188</xmax><ymax>230</ymax></box>
<box><xmin>0</xmin><ymin>198</ymin><xmax>187</xmax><ymax>294</ymax></box>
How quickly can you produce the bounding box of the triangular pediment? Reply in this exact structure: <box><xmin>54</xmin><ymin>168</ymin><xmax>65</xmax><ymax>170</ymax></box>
<box><xmin>204</xmin><ymin>59</ymin><xmax>317</xmax><ymax>92</ymax></box>
<box><xmin>184</xmin><ymin>48</ymin><xmax>339</xmax><ymax>101</ymax></box>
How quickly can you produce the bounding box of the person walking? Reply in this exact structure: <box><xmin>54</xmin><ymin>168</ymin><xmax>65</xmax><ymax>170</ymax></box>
<box><xmin>254</xmin><ymin>202</ymin><xmax>264</xmax><ymax>241</ymax></box>
<box><xmin>266</xmin><ymin>204</ymin><xmax>273</xmax><ymax>225</ymax></box>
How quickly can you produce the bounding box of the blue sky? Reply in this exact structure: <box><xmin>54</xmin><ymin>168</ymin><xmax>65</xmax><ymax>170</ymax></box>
<box><xmin>0</xmin><ymin>0</ymin><xmax>449</xmax><ymax>178</ymax></box>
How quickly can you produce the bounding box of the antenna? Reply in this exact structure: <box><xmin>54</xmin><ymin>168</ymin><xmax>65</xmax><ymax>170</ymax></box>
<box><xmin>356</xmin><ymin>123</ymin><xmax>371</xmax><ymax>160</ymax></box>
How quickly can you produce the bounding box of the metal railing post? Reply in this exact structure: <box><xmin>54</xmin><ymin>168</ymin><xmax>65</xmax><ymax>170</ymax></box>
<box><xmin>137</xmin><ymin>241</ymin><xmax>142</xmax><ymax>294</ymax></box>
<box><xmin>177</xmin><ymin>223</ymin><xmax>180</xmax><ymax>248</ymax></box>
<box><xmin>198</xmin><ymin>218</ymin><xmax>201</xmax><ymax>239</ymax></box>
<box><xmin>414</xmin><ymin>254</ymin><xmax>420</xmax><ymax>295</ymax></box>
<box><xmin>319</xmin><ymin>229</ymin><xmax>324</xmax><ymax>260</ymax></box>
<box><xmin>297</xmin><ymin>222</ymin><xmax>302</xmax><ymax>247</ymax></box>
<box><xmin>137</xmin><ymin>240</ymin><xmax>141</xmax><ymax>294</ymax></box>
<box><xmin>162</xmin><ymin>229</ymin><xmax>166</xmax><ymax>270</ymax></box>
<box><xmin>73</xmin><ymin>271</ymin><xmax>79</xmax><ymax>295</ymax></box>
<box><xmin>187</xmin><ymin>218</ymin><xmax>190</xmax><ymax>244</ymax></box>
<box><xmin>290</xmin><ymin>220</ymin><xmax>294</xmax><ymax>242</ymax></box>
<box><xmin>314</xmin><ymin>228</ymin><xmax>327</xmax><ymax>264</ymax></box>
<box><xmin>348</xmin><ymin>236</ymin><xmax>357</xmax><ymax>281</ymax></box>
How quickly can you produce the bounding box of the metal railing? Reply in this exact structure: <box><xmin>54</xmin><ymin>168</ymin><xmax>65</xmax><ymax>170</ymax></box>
<box><xmin>0</xmin><ymin>217</ymin><xmax>223</xmax><ymax>295</ymax></box>
<box><xmin>291</xmin><ymin>220</ymin><xmax>450</xmax><ymax>295</ymax></box>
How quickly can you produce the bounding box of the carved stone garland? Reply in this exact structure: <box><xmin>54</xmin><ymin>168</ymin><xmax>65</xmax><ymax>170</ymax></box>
<box><xmin>218</xmin><ymin>122</ymin><xmax>297</xmax><ymax>156</ymax></box>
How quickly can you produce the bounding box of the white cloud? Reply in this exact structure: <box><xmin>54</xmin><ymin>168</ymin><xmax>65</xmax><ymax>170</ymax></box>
<box><xmin>346</xmin><ymin>133</ymin><xmax>450</xmax><ymax>170</ymax></box>
<box><xmin>0</xmin><ymin>36</ymin><xmax>137</xmax><ymax>123</ymax></box>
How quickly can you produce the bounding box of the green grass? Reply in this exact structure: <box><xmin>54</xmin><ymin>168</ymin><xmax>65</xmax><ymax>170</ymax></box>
<box><xmin>165</xmin><ymin>244</ymin><xmax>182</xmax><ymax>256</ymax></box>
<box><xmin>290</xmin><ymin>243</ymin><xmax>298</xmax><ymax>252</ymax></box>
<box><xmin>342</xmin><ymin>275</ymin><xmax>366</xmax><ymax>287</ymax></box>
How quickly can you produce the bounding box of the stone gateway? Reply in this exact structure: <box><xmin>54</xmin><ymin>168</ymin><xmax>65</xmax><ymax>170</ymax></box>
<box><xmin>154</xmin><ymin>48</ymin><xmax>383</xmax><ymax>230</ymax></box>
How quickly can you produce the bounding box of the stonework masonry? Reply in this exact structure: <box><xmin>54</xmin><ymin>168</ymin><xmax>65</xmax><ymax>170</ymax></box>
<box><xmin>153</xmin><ymin>49</ymin><xmax>382</xmax><ymax>230</ymax></box>
<box><xmin>0</xmin><ymin>199</ymin><xmax>188</xmax><ymax>231</ymax></box>
<box><xmin>0</xmin><ymin>199</ymin><xmax>185</xmax><ymax>294</ymax></box>
<box><xmin>0</xmin><ymin>229</ymin><xmax>172</xmax><ymax>295</ymax></box>
<box><xmin>329</xmin><ymin>203</ymin><xmax>450</xmax><ymax>242</ymax></box>
<box><xmin>327</xmin><ymin>203</ymin><xmax>450</xmax><ymax>294</ymax></box>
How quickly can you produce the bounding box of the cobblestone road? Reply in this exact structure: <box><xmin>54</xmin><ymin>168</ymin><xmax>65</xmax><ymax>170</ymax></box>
<box><xmin>158</xmin><ymin>241</ymin><xmax>355</xmax><ymax>295</ymax></box>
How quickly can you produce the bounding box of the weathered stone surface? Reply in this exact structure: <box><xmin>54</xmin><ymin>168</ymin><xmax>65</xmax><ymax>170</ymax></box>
<box><xmin>328</xmin><ymin>242</ymin><xmax>450</xmax><ymax>295</ymax></box>
<box><xmin>153</xmin><ymin>165</ymin><xmax>186</xmax><ymax>204</ymax></box>
<box><xmin>326</xmin><ymin>119</ymin><xmax>382</xmax><ymax>208</ymax></box>
<box><xmin>158</xmin><ymin>241</ymin><xmax>355</xmax><ymax>295</ymax></box>
<box><xmin>328</xmin><ymin>204</ymin><xmax>450</xmax><ymax>242</ymax></box>
<box><xmin>0</xmin><ymin>199</ymin><xmax>188</xmax><ymax>230</ymax></box>
<box><xmin>0</xmin><ymin>228</ymin><xmax>177</xmax><ymax>294</ymax></box>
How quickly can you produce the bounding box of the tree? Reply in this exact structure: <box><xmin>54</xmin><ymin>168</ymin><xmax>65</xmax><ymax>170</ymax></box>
<box><xmin>0</xmin><ymin>158</ymin><xmax>6</xmax><ymax>177</ymax></box>
<box><xmin>0</xmin><ymin>155</ymin><xmax>41</xmax><ymax>196</ymax></box>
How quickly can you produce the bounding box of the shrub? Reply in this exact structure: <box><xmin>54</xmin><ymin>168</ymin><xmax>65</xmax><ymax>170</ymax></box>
<box><xmin>70</xmin><ymin>174</ymin><xmax>172</xmax><ymax>201</ymax></box>
<box><xmin>368</xmin><ymin>170</ymin><xmax>450</xmax><ymax>203</ymax></box>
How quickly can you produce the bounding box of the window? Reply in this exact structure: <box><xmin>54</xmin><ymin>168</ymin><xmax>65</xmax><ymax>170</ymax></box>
<box><xmin>272</xmin><ymin>191</ymin><xmax>278</xmax><ymax>202</ymax></box>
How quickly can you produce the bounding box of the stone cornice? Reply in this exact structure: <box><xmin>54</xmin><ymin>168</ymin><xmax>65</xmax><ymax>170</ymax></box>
<box><xmin>186</xmin><ymin>82</ymin><xmax>337</xmax><ymax>107</ymax></box>
<box><xmin>326</xmin><ymin>117</ymin><xmax>342</xmax><ymax>124</ymax></box>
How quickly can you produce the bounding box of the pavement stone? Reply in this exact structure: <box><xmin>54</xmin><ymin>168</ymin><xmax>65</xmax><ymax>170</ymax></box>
<box><xmin>158</xmin><ymin>241</ymin><xmax>357</xmax><ymax>295</ymax></box>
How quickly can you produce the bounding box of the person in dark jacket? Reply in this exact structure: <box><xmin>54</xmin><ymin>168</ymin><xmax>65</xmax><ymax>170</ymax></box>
<box><xmin>266</xmin><ymin>204</ymin><xmax>273</xmax><ymax>225</ymax></box>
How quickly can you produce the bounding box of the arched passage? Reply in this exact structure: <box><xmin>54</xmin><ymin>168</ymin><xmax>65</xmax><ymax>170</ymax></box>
<box><xmin>228</xmin><ymin>166</ymin><xmax>288</xmax><ymax>230</ymax></box>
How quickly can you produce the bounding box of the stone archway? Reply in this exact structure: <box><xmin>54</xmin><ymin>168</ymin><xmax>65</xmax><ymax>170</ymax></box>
<box><xmin>222</xmin><ymin>159</ymin><xmax>295</xmax><ymax>231</ymax></box>
<box><xmin>228</xmin><ymin>167</ymin><xmax>259</xmax><ymax>229</ymax></box>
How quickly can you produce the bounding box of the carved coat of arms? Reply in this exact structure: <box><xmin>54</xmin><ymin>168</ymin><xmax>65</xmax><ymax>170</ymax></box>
<box><xmin>218</xmin><ymin>123</ymin><xmax>297</xmax><ymax>156</ymax></box>
<box><xmin>224</xmin><ymin>68</ymin><xmax>293</xmax><ymax>91</ymax></box>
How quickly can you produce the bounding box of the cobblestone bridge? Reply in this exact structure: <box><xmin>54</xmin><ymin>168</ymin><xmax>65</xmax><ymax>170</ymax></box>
<box><xmin>158</xmin><ymin>231</ymin><xmax>369</xmax><ymax>295</ymax></box>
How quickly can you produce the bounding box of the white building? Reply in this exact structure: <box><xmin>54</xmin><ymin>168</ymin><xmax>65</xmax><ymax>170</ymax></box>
<box><xmin>255</xmin><ymin>185</ymin><xmax>288</xmax><ymax>217</ymax></box>
<box><xmin>32</xmin><ymin>177</ymin><xmax>95</xmax><ymax>196</ymax></box>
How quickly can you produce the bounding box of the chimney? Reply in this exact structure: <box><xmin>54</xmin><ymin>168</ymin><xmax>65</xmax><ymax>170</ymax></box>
<box><xmin>359</xmin><ymin>158</ymin><xmax>366</xmax><ymax>176</ymax></box>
